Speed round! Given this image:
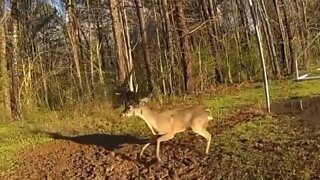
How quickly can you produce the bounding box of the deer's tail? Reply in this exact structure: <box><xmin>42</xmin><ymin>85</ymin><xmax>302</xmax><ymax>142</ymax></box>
<box><xmin>205</xmin><ymin>108</ymin><xmax>213</xmax><ymax>121</ymax></box>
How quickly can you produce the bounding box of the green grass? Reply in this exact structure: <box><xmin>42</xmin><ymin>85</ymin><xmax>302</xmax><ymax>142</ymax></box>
<box><xmin>215</xmin><ymin>116</ymin><xmax>320</xmax><ymax>179</ymax></box>
<box><xmin>0</xmin><ymin>79</ymin><xmax>320</xmax><ymax>176</ymax></box>
<box><xmin>204</xmin><ymin>80</ymin><xmax>320</xmax><ymax>118</ymax></box>
<box><xmin>0</xmin><ymin>123</ymin><xmax>51</xmax><ymax>172</ymax></box>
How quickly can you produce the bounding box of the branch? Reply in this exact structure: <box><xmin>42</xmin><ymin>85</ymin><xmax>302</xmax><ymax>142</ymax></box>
<box><xmin>0</xmin><ymin>11</ymin><xmax>10</xmax><ymax>25</ymax></box>
<box><xmin>184</xmin><ymin>19</ymin><xmax>213</xmax><ymax>37</ymax></box>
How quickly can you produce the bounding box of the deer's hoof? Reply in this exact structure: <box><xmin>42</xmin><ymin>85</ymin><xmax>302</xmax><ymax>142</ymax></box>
<box><xmin>139</xmin><ymin>154</ymin><xmax>144</xmax><ymax>159</ymax></box>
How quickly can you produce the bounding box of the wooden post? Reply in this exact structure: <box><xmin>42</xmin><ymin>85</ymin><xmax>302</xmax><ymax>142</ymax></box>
<box><xmin>248</xmin><ymin>0</ymin><xmax>271</xmax><ymax>113</ymax></box>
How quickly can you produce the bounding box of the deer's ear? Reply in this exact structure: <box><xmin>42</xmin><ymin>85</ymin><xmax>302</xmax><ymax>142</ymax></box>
<box><xmin>139</xmin><ymin>97</ymin><xmax>149</xmax><ymax>105</ymax></box>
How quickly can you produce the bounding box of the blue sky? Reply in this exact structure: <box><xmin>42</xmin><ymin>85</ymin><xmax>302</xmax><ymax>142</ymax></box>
<box><xmin>46</xmin><ymin>0</ymin><xmax>66</xmax><ymax>18</ymax></box>
<box><xmin>2</xmin><ymin>0</ymin><xmax>66</xmax><ymax>18</ymax></box>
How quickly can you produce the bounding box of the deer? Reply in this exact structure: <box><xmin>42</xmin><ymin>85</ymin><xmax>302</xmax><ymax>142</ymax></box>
<box><xmin>121</xmin><ymin>98</ymin><xmax>213</xmax><ymax>162</ymax></box>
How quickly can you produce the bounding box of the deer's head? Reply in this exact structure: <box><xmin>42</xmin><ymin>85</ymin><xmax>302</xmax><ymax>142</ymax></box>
<box><xmin>120</xmin><ymin>97</ymin><xmax>149</xmax><ymax>117</ymax></box>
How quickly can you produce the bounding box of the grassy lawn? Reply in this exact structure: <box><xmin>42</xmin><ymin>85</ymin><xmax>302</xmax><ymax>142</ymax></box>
<box><xmin>0</xmin><ymin>79</ymin><xmax>319</xmax><ymax>176</ymax></box>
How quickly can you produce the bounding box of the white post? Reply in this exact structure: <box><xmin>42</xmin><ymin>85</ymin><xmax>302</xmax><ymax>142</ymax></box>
<box><xmin>295</xmin><ymin>56</ymin><xmax>299</xmax><ymax>80</ymax></box>
<box><xmin>248</xmin><ymin>0</ymin><xmax>271</xmax><ymax>113</ymax></box>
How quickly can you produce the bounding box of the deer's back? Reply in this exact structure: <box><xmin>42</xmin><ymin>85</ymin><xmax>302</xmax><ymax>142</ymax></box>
<box><xmin>170</xmin><ymin>105</ymin><xmax>209</xmax><ymax>129</ymax></box>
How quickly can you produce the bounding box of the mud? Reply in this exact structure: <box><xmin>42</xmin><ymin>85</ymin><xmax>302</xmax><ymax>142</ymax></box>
<box><xmin>3</xmin><ymin>134</ymin><xmax>222</xmax><ymax>179</ymax></box>
<box><xmin>271</xmin><ymin>96</ymin><xmax>320</xmax><ymax>128</ymax></box>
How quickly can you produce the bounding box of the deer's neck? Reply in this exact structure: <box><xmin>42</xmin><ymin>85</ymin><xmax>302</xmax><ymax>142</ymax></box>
<box><xmin>138</xmin><ymin>106</ymin><xmax>159</xmax><ymax>131</ymax></box>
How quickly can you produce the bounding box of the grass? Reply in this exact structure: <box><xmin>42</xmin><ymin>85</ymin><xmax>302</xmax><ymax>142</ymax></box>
<box><xmin>0</xmin><ymin>123</ymin><xmax>51</xmax><ymax>172</ymax></box>
<box><xmin>0</xmin><ymin>79</ymin><xmax>320</xmax><ymax>176</ymax></box>
<box><xmin>204</xmin><ymin>79</ymin><xmax>319</xmax><ymax>118</ymax></box>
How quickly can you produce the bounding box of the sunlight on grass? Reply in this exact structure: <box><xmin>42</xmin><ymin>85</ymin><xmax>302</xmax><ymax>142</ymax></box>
<box><xmin>0</xmin><ymin>123</ymin><xmax>51</xmax><ymax>172</ymax></box>
<box><xmin>204</xmin><ymin>80</ymin><xmax>320</xmax><ymax>119</ymax></box>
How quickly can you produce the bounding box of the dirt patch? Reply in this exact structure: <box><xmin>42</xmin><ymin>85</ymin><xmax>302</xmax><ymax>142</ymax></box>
<box><xmin>3</xmin><ymin>135</ymin><xmax>222</xmax><ymax>179</ymax></box>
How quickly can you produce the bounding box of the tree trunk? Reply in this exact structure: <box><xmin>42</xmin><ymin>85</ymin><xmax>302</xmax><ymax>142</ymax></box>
<box><xmin>222</xmin><ymin>35</ymin><xmax>233</xmax><ymax>84</ymax></box>
<box><xmin>0</xmin><ymin>16</ymin><xmax>11</xmax><ymax>120</ymax></box>
<box><xmin>248</xmin><ymin>0</ymin><xmax>270</xmax><ymax>113</ymax></box>
<box><xmin>174</xmin><ymin>0</ymin><xmax>194</xmax><ymax>94</ymax></box>
<box><xmin>236</xmin><ymin>0</ymin><xmax>251</xmax><ymax>46</ymax></box>
<box><xmin>67</xmin><ymin>0</ymin><xmax>83</xmax><ymax>96</ymax></box>
<box><xmin>11</xmin><ymin>18</ymin><xmax>21</xmax><ymax>119</ymax></box>
<box><xmin>300</xmin><ymin>0</ymin><xmax>310</xmax><ymax>69</ymax></box>
<box><xmin>153</xmin><ymin>0</ymin><xmax>167</xmax><ymax>95</ymax></box>
<box><xmin>280</xmin><ymin>0</ymin><xmax>298</xmax><ymax>77</ymax></box>
<box><xmin>273</xmin><ymin>0</ymin><xmax>289</xmax><ymax>74</ymax></box>
<box><xmin>258</xmin><ymin>0</ymin><xmax>281</xmax><ymax>78</ymax></box>
<box><xmin>121</xmin><ymin>3</ymin><xmax>134</xmax><ymax>92</ymax></box>
<box><xmin>232</xmin><ymin>0</ymin><xmax>244</xmax><ymax>82</ymax></box>
<box><xmin>293</xmin><ymin>0</ymin><xmax>306</xmax><ymax>68</ymax></box>
<box><xmin>161</xmin><ymin>0</ymin><xmax>174</xmax><ymax>94</ymax></box>
<box><xmin>109</xmin><ymin>0</ymin><xmax>127</xmax><ymax>86</ymax></box>
<box><xmin>206</xmin><ymin>0</ymin><xmax>223</xmax><ymax>84</ymax></box>
<box><xmin>135</xmin><ymin>0</ymin><xmax>154</xmax><ymax>93</ymax></box>
<box><xmin>87</xmin><ymin>0</ymin><xmax>95</xmax><ymax>97</ymax></box>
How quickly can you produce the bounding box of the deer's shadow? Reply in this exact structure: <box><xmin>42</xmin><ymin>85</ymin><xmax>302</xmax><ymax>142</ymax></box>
<box><xmin>41</xmin><ymin>131</ymin><xmax>149</xmax><ymax>151</ymax></box>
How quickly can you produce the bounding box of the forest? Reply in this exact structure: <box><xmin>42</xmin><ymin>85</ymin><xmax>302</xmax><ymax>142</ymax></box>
<box><xmin>0</xmin><ymin>0</ymin><xmax>320</xmax><ymax>179</ymax></box>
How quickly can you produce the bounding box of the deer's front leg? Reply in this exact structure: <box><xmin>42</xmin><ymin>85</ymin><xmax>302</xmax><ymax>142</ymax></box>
<box><xmin>139</xmin><ymin>143</ymin><xmax>150</xmax><ymax>158</ymax></box>
<box><xmin>156</xmin><ymin>133</ymin><xmax>175</xmax><ymax>162</ymax></box>
<box><xmin>145</xmin><ymin>121</ymin><xmax>157</xmax><ymax>135</ymax></box>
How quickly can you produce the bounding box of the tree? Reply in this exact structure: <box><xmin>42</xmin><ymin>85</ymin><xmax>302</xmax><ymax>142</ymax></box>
<box><xmin>0</xmin><ymin>9</ymin><xmax>11</xmax><ymax>120</ymax></box>
<box><xmin>174</xmin><ymin>0</ymin><xmax>194</xmax><ymax>94</ymax></box>
<box><xmin>67</xmin><ymin>0</ymin><xmax>83</xmax><ymax>97</ymax></box>
<box><xmin>280</xmin><ymin>0</ymin><xmax>297</xmax><ymax>77</ymax></box>
<box><xmin>161</xmin><ymin>0</ymin><xmax>174</xmax><ymax>94</ymax></box>
<box><xmin>10</xmin><ymin>1</ymin><xmax>21</xmax><ymax>119</ymax></box>
<box><xmin>109</xmin><ymin>0</ymin><xmax>127</xmax><ymax>86</ymax></box>
<box><xmin>258</xmin><ymin>0</ymin><xmax>281</xmax><ymax>78</ymax></box>
<box><xmin>134</xmin><ymin>0</ymin><xmax>154</xmax><ymax>93</ymax></box>
<box><xmin>273</xmin><ymin>0</ymin><xmax>289</xmax><ymax>73</ymax></box>
<box><xmin>201</xmin><ymin>0</ymin><xmax>223</xmax><ymax>84</ymax></box>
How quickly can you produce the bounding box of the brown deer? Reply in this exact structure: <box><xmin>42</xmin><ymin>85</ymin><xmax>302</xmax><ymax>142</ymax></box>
<box><xmin>121</xmin><ymin>99</ymin><xmax>213</xmax><ymax>162</ymax></box>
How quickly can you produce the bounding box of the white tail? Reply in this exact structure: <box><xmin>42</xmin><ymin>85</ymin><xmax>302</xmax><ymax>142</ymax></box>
<box><xmin>121</xmin><ymin>100</ymin><xmax>213</xmax><ymax>162</ymax></box>
<box><xmin>205</xmin><ymin>108</ymin><xmax>213</xmax><ymax>120</ymax></box>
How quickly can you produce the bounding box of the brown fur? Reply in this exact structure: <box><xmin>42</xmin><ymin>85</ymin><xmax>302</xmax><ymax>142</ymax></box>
<box><xmin>121</xmin><ymin>103</ymin><xmax>212</xmax><ymax>162</ymax></box>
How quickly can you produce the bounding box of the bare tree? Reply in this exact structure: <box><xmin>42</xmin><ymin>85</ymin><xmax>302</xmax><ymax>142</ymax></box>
<box><xmin>109</xmin><ymin>0</ymin><xmax>127</xmax><ymax>86</ymax></box>
<box><xmin>161</xmin><ymin>0</ymin><xmax>174</xmax><ymax>94</ymax></box>
<box><xmin>280</xmin><ymin>0</ymin><xmax>297</xmax><ymax>77</ymax></box>
<box><xmin>0</xmin><ymin>11</ymin><xmax>11</xmax><ymax>120</ymax></box>
<box><xmin>67</xmin><ymin>0</ymin><xmax>83</xmax><ymax>96</ymax></box>
<box><xmin>11</xmin><ymin>2</ymin><xmax>21</xmax><ymax>119</ymax></box>
<box><xmin>174</xmin><ymin>0</ymin><xmax>194</xmax><ymax>94</ymax></box>
<box><xmin>247</xmin><ymin>0</ymin><xmax>270</xmax><ymax>113</ymax></box>
<box><xmin>201</xmin><ymin>0</ymin><xmax>223</xmax><ymax>84</ymax></box>
<box><xmin>121</xmin><ymin>1</ymin><xmax>135</xmax><ymax>92</ymax></box>
<box><xmin>258</xmin><ymin>0</ymin><xmax>281</xmax><ymax>78</ymax></box>
<box><xmin>134</xmin><ymin>0</ymin><xmax>154</xmax><ymax>93</ymax></box>
<box><xmin>273</xmin><ymin>0</ymin><xmax>289</xmax><ymax>73</ymax></box>
<box><xmin>153</xmin><ymin>0</ymin><xmax>167</xmax><ymax>95</ymax></box>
